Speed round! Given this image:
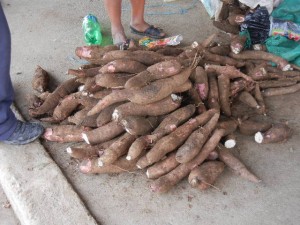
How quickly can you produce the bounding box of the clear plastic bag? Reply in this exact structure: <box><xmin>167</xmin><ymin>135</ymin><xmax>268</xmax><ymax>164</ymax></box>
<box><xmin>238</xmin><ymin>0</ymin><xmax>283</xmax><ymax>14</ymax></box>
<box><xmin>200</xmin><ymin>0</ymin><xmax>223</xmax><ymax>19</ymax></box>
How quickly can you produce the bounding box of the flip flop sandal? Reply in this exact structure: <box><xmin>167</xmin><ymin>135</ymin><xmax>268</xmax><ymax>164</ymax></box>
<box><xmin>130</xmin><ymin>25</ymin><xmax>166</xmax><ymax>39</ymax></box>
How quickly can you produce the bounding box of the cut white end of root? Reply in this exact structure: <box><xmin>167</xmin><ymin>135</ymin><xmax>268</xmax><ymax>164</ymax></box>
<box><xmin>81</xmin><ymin>91</ymin><xmax>88</xmax><ymax>96</ymax></box>
<box><xmin>97</xmin><ymin>159</ymin><xmax>104</xmax><ymax>167</ymax></box>
<box><xmin>255</xmin><ymin>132</ymin><xmax>263</xmax><ymax>144</ymax></box>
<box><xmin>231</xmin><ymin>47</ymin><xmax>241</xmax><ymax>54</ymax></box>
<box><xmin>78</xmin><ymin>85</ymin><xmax>85</xmax><ymax>92</ymax></box>
<box><xmin>171</xmin><ymin>93</ymin><xmax>181</xmax><ymax>101</ymax></box>
<box><xmin>66</xmin><ymin>147</ymin><xmax>73</xmax><ymax>154</ymax></box>
<box><xmin>282</xmin><ymin>64</ymin><xmax>292</xmax><ymax>71</ymax></box>
<box><xmin>112</xmin><ymin>110</ymin><xmax>119</xmax><ymax>121</ymax></box>
<box><xmin>137</xmin><ymin>165</ymin><xmax>142</xmax><ymax>169</ymax></box>
<box><xmin>224</xmin><ymin>139</ymin><xmax>236</xmax><ymax>148</ymax></box>
<box><xmin>146</xmin><ymin>170</ymin><xmax>150</xmax><ymax>179</ymax></box>
<box><xmin>126</xmin><ymin>155</ymin><xmax>132</xmax><ymax>161</ymax></box>
<box><xmin>191</xmin><ymin>41</ymin><xmax>199</xmax><ymax>48</ymax></box>
<box><xmin>190</xmin><ymin>178</ymin><xmax>199</xmax><ymax>187</ymax></box>
<box><xmin>253</xmin><ymin>44</ymin><xmax>262</xmax><ymax>51</ymax></box>
<box><xmin>82</xmin><ymin>133</ymin><xmax>90</xmax><ymax>144</ymax></box>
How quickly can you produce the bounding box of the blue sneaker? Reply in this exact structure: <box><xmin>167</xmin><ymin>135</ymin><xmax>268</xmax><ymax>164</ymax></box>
<box><xmin>3</xmin><ymin>120</ymin><xmax>44</xmax><ymax>145</ymax></box>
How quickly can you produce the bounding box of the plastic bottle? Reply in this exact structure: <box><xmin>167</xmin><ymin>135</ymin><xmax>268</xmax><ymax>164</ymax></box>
<box><xmin>82</xmin><ymin>14</ymin><xmax>102</xmax><ymax>45</ymax></box>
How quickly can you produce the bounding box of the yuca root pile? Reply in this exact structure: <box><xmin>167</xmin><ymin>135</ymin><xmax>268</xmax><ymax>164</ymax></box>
<box><xmin>28</xmin><ymin>33</ymin><xmax>297</xmax><ymax>193</ymax></box>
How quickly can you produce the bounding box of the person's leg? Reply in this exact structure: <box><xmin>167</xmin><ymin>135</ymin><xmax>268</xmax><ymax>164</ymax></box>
<box><xmin>0</xmin><ymin>4</ymin><xmax>44</xmax><ymax>145</ymax></box>
<box><xmin>130</xmin><ymin>0</ymin><xmax>165</xmax><ymax>38</ymax></box>
<box><xmin>104</xmin><ymin>0</ymin><xmax>127</xmax><ymax>45</ymax></box>
<box><xmin>0</xmin><ymin>3</ymin><xmax>18</xmax><ymax>141</ymax></box>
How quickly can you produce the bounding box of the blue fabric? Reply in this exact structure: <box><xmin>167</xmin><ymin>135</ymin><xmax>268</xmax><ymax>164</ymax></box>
<box><xmin>0</xmin><ymin>4</ymin><xmax>17</xmax><ymax>140</ymax></box>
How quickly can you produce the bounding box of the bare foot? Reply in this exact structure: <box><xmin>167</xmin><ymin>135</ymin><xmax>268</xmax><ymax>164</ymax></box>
<box><xmin>111</xmin><ymin>27</ymin><xmax>127</xmax><ymax>45</ymax></box>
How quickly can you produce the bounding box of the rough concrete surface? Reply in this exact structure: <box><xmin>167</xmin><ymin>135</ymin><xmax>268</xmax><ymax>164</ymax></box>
<box><xmin>0</xmin><ymin>108</ymin><xmax>98</xmax><ymax>225</ymax></box>
<box><xmin>1</xmin><ymin>0</ymin><xmax>300</xmax><ymax>224</ymax></box>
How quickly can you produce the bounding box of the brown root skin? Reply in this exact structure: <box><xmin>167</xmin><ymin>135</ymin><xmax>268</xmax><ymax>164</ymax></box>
<box><xmin>146</xmin><ymin>152</ymin><xmax>179</xmax><ymax>179</ymax></box>
<box><xmin>103</xmin><ymin>50</ymin><xmax>164</xmax><ymax>66</ymax></box>
<box><xmin>66</xmin><ymin>143</ymin><xmax>101</xmax><ymax>159</ymax></box>
<box><xmin>89</xmin><ymin>68</ymin><xmax>192</xmax><ymax>116</ymax></box>
<box><xmin>98</xmin><ymin>133</ymin><xmax>136</xmax><ymax>166</ymax></box>
<box><xmin>43</xmin><ymin>125</ymin><xmax>91</xmax><ymax>143</ymax></box>
<box><xmin>95</xmin><ymin>73</ymin><xmax>135</xmax><ymax>89</ymax></box>
<box><xmin>79</xmin><ymin>156</ymin><xmax>138</xmax><ymax>174</ymax></box>
<box><xmin>238</xmin><ymin>91</ymin><xmax>260</xmax><ymax>109</ymax></box>
<box><xmin>248</xmin><ymin>63</ymin><xmax>269</xmax><ymax>81</ymax></box>
<box><xmin>90</xmin><ymin>89</ymin><xmax>112</xmax><ymax>99</ymax></box>
<box><xmin>254</xmin><ymin>83</ymin><xmax>267</xmax><ymax>115</ymax></box>
<box><xmin>258</xmin><ymin>79</ymin><xmax>297</xmax><ymax>89</ymax></box>
<box><xmin>82</xmin><ymin>77</ymin><xmax>104</xmax><ymax>93</ymax></box>
<box><xmin>205</xmin><ymin>64</ymin><xmax>253</xmax><ymax>82</ymax></box>
<box><xmin>82</xmin><ymin>121</ymin><xmax>124</xmax><ymax>145</ymax></box>
<box><xmin>146</xmin><ymin>104</ymin><xmax>196</xmax><ymax>143</ymax></box>
<box><xmin>218</xmin><ymin>74</ymin><xmax>231</xmax><ymax>116</ymax></box>
<box><xmin>207</xmin><ymin>74</ymin><xmax>220</xmax><ymax>111</ymax></box>
<box><xmin>96</xmin><ymin>102</ymin><xmax>124</xmax><ymax>127</ymax></box>
<box><xmin>68</xmin><ymin>66</ymin><xmax>101</xmax><ymax>78</ymax></box>
<box><xmin>229</xmin><ymin>50</ymin><xmax>291</xmax><ymax>71</ymax></box>
<box><xmin>230</xmin><ymin>35</ymin><xmax>247</xmax><ymax>54</ymax></box>
<box><xmin>262</xmin><ymin>83</ymin><xmax>300</xmax><ymax>97</ymax></box>
<box><xmin>227</xmin><ymin>14</ymin><xmax>245</xmax><ymax>26</ymax></box>
<box><xmin>188</xmin><ymin>87</ymin><xmax>206</xmax><ymax>114</ymax></box>
<box><xmin>87</xmin><ymin>89</ymin><xmax>130</xmax><ymax>116</ymax></box>
<box><xmin>217</xmin><ymin>119</ymin><xmax>238</xmax><ymax>136</ymax></box>
<box><xmin>230</xmin><ymin>78</ymin><xmax>255</xmax><ymax>97</ymax></box>
<box><xmin>67</xmin><ymin>138</ymin><xmax>117</xmax><ymax>159</ymax></box>
<box><xmin>28</xmin><ymin>95</ymin><xmax>44</xmax><ymax>111</ymax></box>
<box><xmin>173</xmin><ymin>80</ymin><xmax>192</xmax><ymax>93</ymax></box>
<box><xmin>120</xmin><ymin>116</ymin><xmax>159</xmax><ymax>136</ymax></box>
<box><xmin>255</xmin><ymin>123</ymin><xmax>292</xmax><ymax>144</ymax></box>
<box><xmin>146</xmin><ymin>59</ymin><xmax>182</xmax><ymax>77</ymax></box>
<box><xmin>209</xmin><ymin>45</ymin><xmax>231</xmax><ymax>56</ymax></box>
<box><xmin>68</xmin><ymin>108</ymin><xmax>92</xmax><ymax>126</ymax></box>
<box><xmin>150</xmin><ymin>128</ymin><xmax>226</xmax><ymax>193</ymax></box>
<box><xmin>190</xmin><ymin>66</ymin><xmax>208</xmax><ymax>101</ymax></box>
<box><xmin>52</xmin><ymin>93</ymin><xmax>81</xmax><ymax>121</ymax></box>
<box><xmin>137</xmin><ymin>109</ymin><xmax>218</xmax><ymax>169</ymax></box>
<box><xmin>99</xmin><ymin>59</ymin><xmax>147</xmax><ymax>74</ymax></box>
<box><xmin>112</xmin><ymin>94</ymin><xmax>182</xmax><ymax>122</ymax></box>
<box><xmin>155</xmin><ymin>47</ymin><xmax>184</xmax><ymax>56</ymax></box>
<box><xmin>128</xmin><ymin>68</ymin><xmax>193</xmax><ymax>105</ymax></box>
<box><xmin>175</xmin><ymin>112</ymin><xmax>220</xmax><ymax>164</ymax></box>
<box><xmin>126</xmin><ymin>136</ymin><xmax>149</xmax><ymax>161</ymax></box>
<box><xmin>203</xmin><ymin>50</ymin><xmax>244</xmax><ymax>67</ymax></box>
<box><xmin>238</xmin><ymin>119</ymin><xmax>272</xmax><ymax>136</ymax></box>
<box><xmin>217</xmin><ymin>144</ymin><xmax>261</xmax><ymax>183</ymax></box>
<box><xmin>32</xmin><ymin>65</ymin><xmax>49</xmax><ymax>93</ymax></box>
<box><xmin>75</xmin><ymin>45</ymin><xmax>119</xmax><ymax>65</ymax></box>
<box><xmin>30</xmin><ymin>78</ymin><xmax>81</xmax><ymax>117</ymax></box>
<box><xmin>124</xmin><ymin>70</ymin><xmax>151</xmax><ymax>90</ymax></box>
<box><xmin>200</xmin><ymin>32</ymin><xmax>232</xmax><ymax>48</ymax></box>
<box><xmin>188</xmin><ymin>161</ymin><xmax>225</xmax><ymax>190</ymax></box>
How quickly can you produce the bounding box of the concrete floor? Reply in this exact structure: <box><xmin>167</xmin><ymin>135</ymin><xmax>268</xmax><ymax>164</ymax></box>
<box><xmin>1</xmin><ymin>0</ymin><xmax>300</xmax><ymax>224</ymax></box>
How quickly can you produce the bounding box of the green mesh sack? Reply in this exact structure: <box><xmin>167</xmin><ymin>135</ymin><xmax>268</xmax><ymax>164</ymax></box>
<box><xmin>271</xmin><ymin>0</ymin><xmax>300</xmax><ymax>24</ymax></box>
<box><xmin>265</xmin><ymin>35</ymin><xmax>300</xmax><ymax>66</ymax></box>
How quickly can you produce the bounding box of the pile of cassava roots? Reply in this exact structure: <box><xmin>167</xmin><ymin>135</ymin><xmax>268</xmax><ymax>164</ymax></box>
<box><xmin>28</xmin><ymin>16</ymin><xmax>299</xmax><ymax>193</ymax></box>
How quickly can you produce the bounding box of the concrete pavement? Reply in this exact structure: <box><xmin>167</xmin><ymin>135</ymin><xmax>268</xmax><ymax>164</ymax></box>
<box><xmin>1</xmin><ymin>0</ymin><xmax>300</xmax><ymax>224</ymax></box>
